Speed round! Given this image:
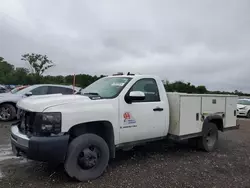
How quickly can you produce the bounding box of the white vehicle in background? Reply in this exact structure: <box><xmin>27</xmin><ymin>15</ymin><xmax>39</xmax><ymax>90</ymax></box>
<box><xmin>237</xmin><ymin>99</ymin><xmax>250</xmax><ymax>118</ymax></box>
<box><xmin>0</xmin><ymin>84</ymin><xmax>80</xmax><ymax>121</ymax></box>
<box><xmin>0</xmin><ymin>85</ymin><xmax>8</xmax><ymax>93</ymax></box>
<box><xmin>11</xmin><ymin>73</ymin><xmax>239</xmax><ymax>182</ymax></box>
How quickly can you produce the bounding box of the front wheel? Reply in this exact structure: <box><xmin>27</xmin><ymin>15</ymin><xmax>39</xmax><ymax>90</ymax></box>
<box><xmin>198</xmin><ymin>123</ymin><xmax>218</xmax><ymax>152</ymax></box>
<box><xmin>0</xmin><ymin>104</ymin><xmax>16</xmax><ymax>121</ymax></box>
<box><xmin>64</xmin><ymin>133</ymin><xmax>109</xmax><ymax>182</ymax></box>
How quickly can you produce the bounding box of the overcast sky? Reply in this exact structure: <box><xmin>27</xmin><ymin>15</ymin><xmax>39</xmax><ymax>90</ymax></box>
<box><xmin>0</xmin><ymin>0</ymin><xmax>250</xmax><ymax>92</ymax></box>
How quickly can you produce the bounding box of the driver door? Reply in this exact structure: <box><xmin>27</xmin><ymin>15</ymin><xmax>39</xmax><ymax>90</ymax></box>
<box><xmin>119</xmin><ymin>78</ymin><xmax>166</xmax><ymax>144</ymax></box>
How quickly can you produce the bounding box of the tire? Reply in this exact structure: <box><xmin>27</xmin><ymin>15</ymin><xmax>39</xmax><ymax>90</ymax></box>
<box><xmin>64</xmin><ymin>133</ymin><xmax>109</xmax><ymax>182</ymax></box>
<box><xmin>198</xmin><ymin>123</ymin><xmax>218</xmax><ymax>152</ymax></box>
<box><xmin>0</xmin><ymin>104</ymin><xmax>16</xmax><ymax>121</ymax></box>
<box><xmin>247</xmin><ymin>111</ymin><xmax>250</xmax><ymax>118</ymax></box>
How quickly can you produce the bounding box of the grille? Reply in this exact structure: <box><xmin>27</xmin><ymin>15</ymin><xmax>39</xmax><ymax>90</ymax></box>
<box><xmin>18</xmin><ymin>110</ymin><xmax>36</xmax><ymax>135</ymax></box>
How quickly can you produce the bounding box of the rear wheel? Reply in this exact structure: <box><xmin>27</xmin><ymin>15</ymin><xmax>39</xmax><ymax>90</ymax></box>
<box><xmin>198</xmin><ymin>123</ymin><xmax>218</xmax><ymax>152</ymax></box>
<box><xmin>0</xmin><ymin>104</ymin><xmax>16</xmax><ymax>121</ymax></box>
<box><xmin>64</xmin><ymin>133</ymin><xmax>109</xmax><ymax>182</ymax></box>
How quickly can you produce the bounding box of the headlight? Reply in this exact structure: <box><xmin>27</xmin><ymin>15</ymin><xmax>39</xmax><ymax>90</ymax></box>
<box><xmin>40</xmin><ymin>112</ymin><xmax>61</xmax><ymax>134</ymax></box>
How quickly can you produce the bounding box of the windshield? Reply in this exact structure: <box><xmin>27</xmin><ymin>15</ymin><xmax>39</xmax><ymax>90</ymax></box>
<box><xmin>11</xmin><ymin>86</ymin><xmax>27</xmax><ymax>94</ymax></box>
<box><xmin>81</xmin><ymin>77</ymin><xmax>132</xmax><ymax>98</ymax></box>
<box><xmin>237</xmin><ymin>99</ymin><xmax>250</xmax><ymax>105</ymax></box>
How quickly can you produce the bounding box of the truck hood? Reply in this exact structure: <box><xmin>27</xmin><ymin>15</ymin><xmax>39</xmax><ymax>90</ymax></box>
<box><xmin>17</xmin><ymin>94</ymin><xmax>91</xmax><ymax>112</ymax></box>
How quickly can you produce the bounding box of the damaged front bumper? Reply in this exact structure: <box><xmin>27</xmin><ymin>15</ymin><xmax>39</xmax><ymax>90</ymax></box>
<box><xmin>11</xmin><ymin>125</ymin><xmax>69</xmax><ymax>163</ymax></box>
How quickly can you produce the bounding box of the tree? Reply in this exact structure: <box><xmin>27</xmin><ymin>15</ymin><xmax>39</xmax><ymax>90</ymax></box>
<box><xmin>0</xmin><ymin>57</ymin><xmax>15</xmax><ymax>84</ymax></box>
<box><xmin>12</xmin><ymin>67</ymin><xmax>29</xmax><ymax>84</ymax></box>
<box><xmin>0</xmin><ymin>57</ymin><xmax>14</xmax><ymax>76</ymax></box>
<box><xmin>196</xmin><ymin>85</ymin><xmax>208</xmax><ymax>94</ymax></box>
<box><xmin>21</xmin><ymin>53</ymin><xmax>55</xmax><ymax>76</ymax></box>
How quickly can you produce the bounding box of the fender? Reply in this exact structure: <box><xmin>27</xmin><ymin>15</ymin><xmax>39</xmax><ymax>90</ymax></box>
<box><xmin>202</xmin><ymin>113</ymin><xmax>224</xmax><ymax>132</ymax></box>
<box><xmin>44</xmin><ymin>99</ymin><xmax>120</xmax><ymax>145</ymax></box>
<box><xmin>68</xmin><ymin>121</ymin><xmax>116</xmax><ymax>158</ymax></box>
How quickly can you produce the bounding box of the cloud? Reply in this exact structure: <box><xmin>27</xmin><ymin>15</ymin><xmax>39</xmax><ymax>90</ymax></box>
<box><xmin>0</xmin><ymin>0</ymin><xmax>250</xmax><ymax>92</ymax></box>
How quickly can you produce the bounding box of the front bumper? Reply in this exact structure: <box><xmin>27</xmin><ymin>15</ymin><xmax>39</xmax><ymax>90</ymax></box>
<box><xmin>11</xmin><ymin>125</ymin><xmax>69</xmax><ymax>163</ymax></box>
<box><xmin>237</xmin><ymin>109</ymin><xmax>247</xmax><ymax>116</ymax></box>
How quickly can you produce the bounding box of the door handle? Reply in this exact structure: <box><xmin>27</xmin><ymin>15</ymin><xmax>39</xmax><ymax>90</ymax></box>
<box><xmin>153</xmin><ymin>107</ymin><xmax>164</xmax><ymax>111</ymax></box>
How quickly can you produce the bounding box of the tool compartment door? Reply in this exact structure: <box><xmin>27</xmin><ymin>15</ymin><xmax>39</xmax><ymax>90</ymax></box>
<box><xmin>202</xmin><ymin>97</ymin><xmax>226</xmax><ymax>115</ymax></box>
<box><xmin>225</xmin><ymin>97</ymin><xmax>237</xmax><ymax>128</ymax></box>
<box><xmin>179</xmin><ymin>96</ymin><xmax>202</xmax><ymax>135</ymax></box>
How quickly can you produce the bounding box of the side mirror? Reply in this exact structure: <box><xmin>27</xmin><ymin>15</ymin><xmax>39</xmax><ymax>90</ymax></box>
<box><xmin>125</xmin><ymin>91</ymin><xmax>145</xmax><ymax>103</ymax></box>
<box><xmin>25</xmin><ymin>92</ymin><xmax>33</xmax><ymax>97</ymax></box>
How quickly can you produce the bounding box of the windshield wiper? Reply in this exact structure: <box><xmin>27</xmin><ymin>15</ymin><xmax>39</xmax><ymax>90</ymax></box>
<box><xmin>83</xmin><ymin>92</ymin><xmax>100</xmax><ymax>95</ymax></box>
<box><xmin>83</xmin><ymin>92</ymin><xmax>102</xmax><ymax>99</ymax></box>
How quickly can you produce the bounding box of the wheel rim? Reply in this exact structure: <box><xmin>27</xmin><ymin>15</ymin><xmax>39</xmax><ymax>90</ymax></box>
<box><xmin>77</xmin><ymin>145</ymin><xmax>101</xmax><ymax>170</ymax></box>
<box><xmin>205</xmin><ymin>128</ymin><xmax>217</xmax><ymax>147</ymax></box>
<box><xmin>0</xmin><ymin>107</ymin><xmax>11</xmax><ymax>120</ymax></box>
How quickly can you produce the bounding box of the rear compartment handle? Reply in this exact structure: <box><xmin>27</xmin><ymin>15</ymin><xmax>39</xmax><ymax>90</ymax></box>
<box><xmin>196</xmin><ymin>113</ymin><xmax>199</xmax><ymax>121</ymax></box>
<box><xmin>153</xmin><ymin>107</ymin><xmax>164</xmax><ymax>111</ymax></box>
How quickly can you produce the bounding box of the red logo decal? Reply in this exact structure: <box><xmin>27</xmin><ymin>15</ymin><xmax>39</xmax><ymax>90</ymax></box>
<box><xmin>123</xmin><ymin>112</ymin><xmax>131</xmax><ymax>119</ymax></box>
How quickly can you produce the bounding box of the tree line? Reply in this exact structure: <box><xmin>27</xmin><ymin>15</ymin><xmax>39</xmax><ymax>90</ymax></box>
<box><xmin>0</xmin><ymin>54</ymin><xmax>249</xmax><ymax>96</ymax></box>
<box><xmin>0</xmin><ymin>55</ymin><xmax>103</xmax><ymax>88</ymax></box>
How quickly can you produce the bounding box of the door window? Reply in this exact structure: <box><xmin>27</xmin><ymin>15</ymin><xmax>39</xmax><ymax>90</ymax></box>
<box><xmin>129</xmin><ymin>79</ymin><xmax>160</xmax><ymax>102</ymax></box>
<box><xmin>48</xmin><ymin>86</ymin><xmax>73</xmax><ymax>94</ymax></box>
<box><xmin>30</xmin><ymin>86</ymin><xmax>48</xmax><ymax>95</ymax></box>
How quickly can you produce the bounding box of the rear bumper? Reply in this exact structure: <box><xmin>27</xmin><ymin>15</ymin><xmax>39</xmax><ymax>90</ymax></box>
<box><xmin>11</xmin><ymin>125</ymin><xmax>69</xmax><ymax>163</ymax></box>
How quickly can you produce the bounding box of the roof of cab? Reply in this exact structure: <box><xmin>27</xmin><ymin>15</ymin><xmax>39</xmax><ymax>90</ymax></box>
<box><xmin>108</xmin><ymin>73</ymin><xmax>160</xmax><ymax>79</ymax></box>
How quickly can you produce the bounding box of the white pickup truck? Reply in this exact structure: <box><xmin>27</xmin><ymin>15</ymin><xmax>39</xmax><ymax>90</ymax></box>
<box><xmin>11</xmin><ymin>74</ymin><xmax>239</xmax><ymax>181</ymax></box>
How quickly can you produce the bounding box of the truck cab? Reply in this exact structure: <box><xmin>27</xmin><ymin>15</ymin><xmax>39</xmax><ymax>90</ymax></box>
<box><xmin>10</xmin><ymin>73</ymin><xmax>238</xmax><ymax>182</ymax></box>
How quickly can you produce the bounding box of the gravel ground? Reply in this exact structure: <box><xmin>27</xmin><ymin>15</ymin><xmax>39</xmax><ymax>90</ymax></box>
<box><xmin>0</xmin><ymin>119</ymin><xmax>250</xmax><ymax>188</ymax></box>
